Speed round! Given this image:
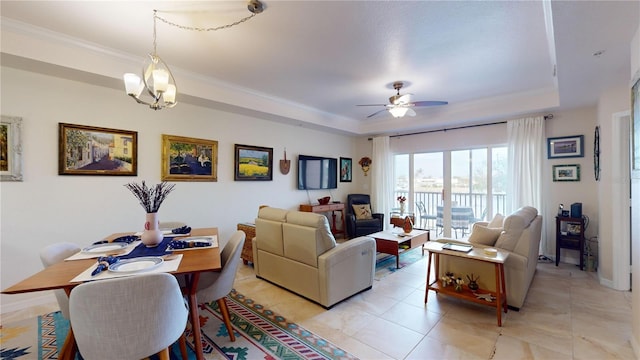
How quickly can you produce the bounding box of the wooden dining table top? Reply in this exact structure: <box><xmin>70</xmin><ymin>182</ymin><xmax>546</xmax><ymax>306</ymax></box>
<box><xmin>2</xmin><ymin>227</ymin><xmax>222</xmax><ymax>295</ymax></box>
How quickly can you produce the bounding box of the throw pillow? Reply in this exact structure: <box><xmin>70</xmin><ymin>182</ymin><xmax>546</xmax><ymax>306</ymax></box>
<box><xmin>352</xmin><ymin>204</ymin><xmax>373</xmax><ymax>220</ymax></box>
<box><xmin>488</xmin><ymin>213</ymin><xmax>505</xmax><ymax>228</ymax></box>
<box><xmin>468</xmin><ymin>223</ymin><xmax>502</xmax><ymax>246</ymax></box>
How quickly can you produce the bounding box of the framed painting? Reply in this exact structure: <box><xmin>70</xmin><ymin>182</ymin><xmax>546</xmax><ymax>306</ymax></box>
<box><xmin>234</xmin><ymin>144</ymin><xmax>273</xmax><ymax>181</ymax></box>
<box><xmin>547</xmin><ymin>135</ymin><xmax>584</xmax><ymax>159</ymax></box>
<box><xmin>1</xmin><ymin>115</ymin><xmax>23</xmax><ymax>181</ymax></box>
<box><xmin>553</xmin><ymin>164</ymin><xmax>580</xmax><ymax>182</ymax></box>
<box><xmin>58</xmin><ymin>123</ymin><xmax>137</xmax><ymax>176</ymax></box>
<box><xmin>340</xmin><ymin>157</ymin><xmax>352</xmax><ymax>182</ymax></box>
<box><xmin>162</xmin><ymin>134</ymin><xmax>218</xmax><ymax>182</ymax></box>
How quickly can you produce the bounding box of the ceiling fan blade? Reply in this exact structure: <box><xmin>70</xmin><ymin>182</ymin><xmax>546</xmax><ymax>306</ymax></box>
<box><xmin>356</xmin><ymin>104</ymin><xmax>388</xmax><ymax>107</ymax></box>
<box><xmin>366</xmin><ymin>109</ymin><xmax>389</xmax><ymax>118</ymax></box>
<box><xmin>411</xmin><ymin>100</ymin><xmax>449</xmax><ymax>107</ymax></box>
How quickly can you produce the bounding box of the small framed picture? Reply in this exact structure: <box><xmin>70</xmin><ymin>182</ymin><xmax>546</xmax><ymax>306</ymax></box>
<box><xmin>553</xmin><ymin>164</ymin><xmax>580</xmax><ymax>182</ymax></box>
<box><xmin>162</xmin><ymin>134</ymin><xmax>218</xmax><ymax>182</ymax></box>
<box><xmin>234</xmin><ymin>144</ymin><xmax>273</xmax><ymax>181</ymax></box>
<box><xmin>58</xmin><ymin>123</ymin><xmax>137</xmax><ymax>176</ymax></box>
<box><xmin>547</xmin><ymin>135</ymin><xmax>584</xmax><ymax>159</ymax></box>
<box><xmin>340</xmin><ymin>157</ymin><xmax>352</xmax><ymax>182</ymax></box>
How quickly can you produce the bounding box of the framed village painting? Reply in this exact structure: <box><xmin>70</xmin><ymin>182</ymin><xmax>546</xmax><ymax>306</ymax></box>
<box><xmin>58</xmin><ymin>123</ymin><xmax>137</xmax><ymax>176</ymax></box>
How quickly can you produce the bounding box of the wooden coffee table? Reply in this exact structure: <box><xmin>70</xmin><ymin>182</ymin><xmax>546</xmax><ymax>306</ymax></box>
<box><xmin>369</xmin><ymin>229</ymin><xmax>430</xmax><ymax>268</ymax></box>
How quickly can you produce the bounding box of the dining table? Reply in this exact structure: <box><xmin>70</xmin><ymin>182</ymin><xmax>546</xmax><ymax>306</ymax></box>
<box><xmin>1</xmin><ymin>227</ymin><xmax>221</xmax><ymax>360</ymax></box>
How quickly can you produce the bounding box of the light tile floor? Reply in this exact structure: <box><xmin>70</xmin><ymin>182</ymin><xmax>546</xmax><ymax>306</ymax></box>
<box><xmin>232</xmin><ymin>256</ymin><xmax>635</xmax><ymax>360</ymax></box>
<box><xmin>3</xmin><ymin>255</ymin><xmax>635</xmax><ymax>360</ymax></box>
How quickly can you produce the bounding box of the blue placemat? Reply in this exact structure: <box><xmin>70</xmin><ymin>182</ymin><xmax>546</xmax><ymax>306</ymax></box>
<box><xmin>120</xmin><ymin>238</ymin><xmax>172</xmax><ymax>259</ymax></box>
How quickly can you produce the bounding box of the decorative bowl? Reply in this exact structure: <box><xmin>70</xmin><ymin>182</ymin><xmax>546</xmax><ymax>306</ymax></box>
<box><xmin>318</xmin><ymin>196</ymin><xmax>331</xmax><ymax>205</ymax></box>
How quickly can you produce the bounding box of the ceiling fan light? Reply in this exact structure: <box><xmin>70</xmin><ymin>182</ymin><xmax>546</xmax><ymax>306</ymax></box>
<box><xmin>389</xmin><ymin>107</ymin><xmax>409</xmax><ymax>118</ymax></box>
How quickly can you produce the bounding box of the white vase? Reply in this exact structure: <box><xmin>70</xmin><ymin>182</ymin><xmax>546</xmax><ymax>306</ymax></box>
<box><xmin>400</xmin><ymin>202</ymin><xmax>406</xmax><ymax>215</ymax></box>
<box><xmin>141</xmin><ymin>212</ymin><xmax>163</xmax><ymax>247</ymax></box>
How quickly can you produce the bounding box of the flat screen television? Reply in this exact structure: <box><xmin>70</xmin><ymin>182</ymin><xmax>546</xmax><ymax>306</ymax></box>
<box><xmin>297</xmin><ymin>155</ymin><xmax>338</xmax><ymax>190</ymax></box>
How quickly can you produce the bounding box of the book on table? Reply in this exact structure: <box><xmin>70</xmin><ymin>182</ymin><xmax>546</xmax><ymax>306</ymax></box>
<box><xmin>442</xmin><ymin>243</ymin><xmax>473</xmax><ymax>253</ymax></box>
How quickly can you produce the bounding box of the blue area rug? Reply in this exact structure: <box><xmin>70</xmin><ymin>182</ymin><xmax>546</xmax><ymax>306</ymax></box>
<box><xmin>374</xmin><ymin>247</ymin><xmax>424</xmax><ymax>280</ymax></box>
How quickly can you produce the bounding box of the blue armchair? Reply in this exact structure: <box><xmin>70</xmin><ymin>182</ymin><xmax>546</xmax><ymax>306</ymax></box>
<box><xmin>346</xmin><ymin>194</ymin><xmax>384</xmax><ymax>238</ymax></box>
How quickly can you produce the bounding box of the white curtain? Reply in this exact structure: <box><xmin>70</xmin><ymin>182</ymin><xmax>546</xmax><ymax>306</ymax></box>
<box><xmin>371</xmin><ymin>136</ymin><xmax>394</xmax><ymax>229</ymax></box>
<box><xmin>506</xmin><ymin>116</ymin><xmax>546</xmax><ymax>253</ymax></box>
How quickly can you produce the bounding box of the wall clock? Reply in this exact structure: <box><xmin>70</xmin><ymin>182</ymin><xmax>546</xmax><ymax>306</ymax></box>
<box><xmin>594</xmin><ymin>125</ymin><xmax>600</xmax><ymax>181</ymax></box>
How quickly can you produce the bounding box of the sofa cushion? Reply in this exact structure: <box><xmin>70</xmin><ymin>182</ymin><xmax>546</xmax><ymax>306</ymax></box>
<box><xmin>488</xmin><ymin>213</ymin><xmax>505</xmax><ymax>228</ymax></box>
<box><xmin>468</xmin><ymin>223</ymin><xmax>502</xmax><ymax>246</ymax></box>
<box><xmin>494</xmin><ymin>206</ymin><xmax>538</xmax><ymax>251</ymax></box>
<box><xmin>352</xmin><ymin>204</ymin><xmax>373</xmax><ymax>220</ymax></box>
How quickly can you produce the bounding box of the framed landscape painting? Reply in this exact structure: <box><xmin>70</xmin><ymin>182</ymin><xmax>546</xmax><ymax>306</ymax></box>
<box><xmin>58</xmin><ymin>123</ymin><xmax>137</xmax><ymax>176</ymax></box>
<box><xmin>553</xmin><ymin>164</ymin><xmax>580</xmax><ymax>182</ymax></box>
<box><xmin>234</xmin><ymin>144</ymin><xmax>273</xmax><ymax>181</ymax></box>
<box><xmin>162</xmin><ymin>134</ymin><xmax>218</xmax><ymax>182</ymax></box>
<box><xmin>340</xmin><ymin>157</ymin><xmax>352</xmax><ymax>182</ymax></box>
<box><xmin>547</xmin><ymin>135</ymin><xmax>584</xmax><ymax>159</ymax></box>
<box><xmin>1</xmin><ymin>115</ymin><xmax>23</xmax><ymax>181</ymax></box>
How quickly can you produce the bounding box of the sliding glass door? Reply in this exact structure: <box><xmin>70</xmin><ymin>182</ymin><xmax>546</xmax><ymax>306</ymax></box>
<box><xmin>393</xmin><ymin>146</ymin><xmax>506</xmax><ymax>237</ymax></box>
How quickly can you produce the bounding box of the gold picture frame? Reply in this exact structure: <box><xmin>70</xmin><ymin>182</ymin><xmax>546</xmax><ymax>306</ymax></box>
<box><xmin>162</xmin><ymin>134</ymin><xmax>218</xmax><ymax>182</ymax></box>
<box><xmin>58</xmin><ymin>123</ymin><xmax>137</xmax><ymax>176</ymax></box>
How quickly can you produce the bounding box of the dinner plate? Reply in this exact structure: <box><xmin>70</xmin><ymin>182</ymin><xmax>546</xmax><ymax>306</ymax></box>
<box><xmin>82</xmin><ymin>242</ymin><xmax>129</xmax><ymax>253</ymax></box>
<box><xmin>108</xmin><ymin>257</ymin><xmax>164</xmax><ymax>273</ymax></box>
<box><xmin>167</xmin><ymin>236</ymin><xmax>216</xmax><ymax>251</ymax></box>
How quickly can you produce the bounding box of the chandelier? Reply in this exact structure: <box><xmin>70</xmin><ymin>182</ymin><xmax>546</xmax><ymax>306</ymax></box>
<box><xmin>124</xmin><ymin>1</ymin><xmax>265</xmax><ymax>110</ymax></box>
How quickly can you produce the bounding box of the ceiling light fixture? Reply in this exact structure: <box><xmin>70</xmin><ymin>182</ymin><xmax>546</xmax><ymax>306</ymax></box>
<box><xmin>123</xmin><ymin>1</ymin><xmax>265</xmax><ymax>110</ymax></box>
<box><xmin>123</xmin><ymin>10</ymin><xmax>177</xmax><ymax>110</ymax></box>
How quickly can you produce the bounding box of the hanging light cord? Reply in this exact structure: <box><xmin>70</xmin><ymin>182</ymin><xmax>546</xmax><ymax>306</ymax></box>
<box><xmin>154</xmin><ymin>4</ymin><xmax>262</xmax><ymax>33</ymax></box>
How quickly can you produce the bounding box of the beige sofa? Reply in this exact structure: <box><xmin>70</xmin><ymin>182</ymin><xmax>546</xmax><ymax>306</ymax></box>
<box><xmin>252</xmin><ymin>206</ymin><xmax>376</xmax><ymax>308</ymax></box>
<box><xmin>436</xmin><ymin>206</ymin><xmax>542</xmax><ymax>309</ymax></box>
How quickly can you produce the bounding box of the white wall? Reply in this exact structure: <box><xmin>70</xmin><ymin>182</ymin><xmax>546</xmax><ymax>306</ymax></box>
<box><xmin>543</xmin><ymin>107</ymin><xmax>599</xmax><ymax>261</ymax></box>
<box><xmin>0</xmin><ymin>66</ymin><xmax>360</xmax><ymax>312</ymax></box>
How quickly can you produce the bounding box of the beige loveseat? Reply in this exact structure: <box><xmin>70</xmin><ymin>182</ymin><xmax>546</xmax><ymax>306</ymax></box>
<box><xmin>252</xmin><ymin>206</ymin><xmax>376</xmax><ymax>308</ymax></box>
<box><xmin>436</xmin><ymin>206</ymin><xmax>542</xmax><ymax>309</ymax></box>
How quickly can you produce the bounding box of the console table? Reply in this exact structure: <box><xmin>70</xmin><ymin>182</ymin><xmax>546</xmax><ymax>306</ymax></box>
<box><xmin>299</xmin><ymin>203</ymin><xmax>345</xmax><ymax>238</ymax></box>
<box><xmin>423</xmin><ymin>242</ymin><xmax>509</xmax><ymax>326</ymax></box>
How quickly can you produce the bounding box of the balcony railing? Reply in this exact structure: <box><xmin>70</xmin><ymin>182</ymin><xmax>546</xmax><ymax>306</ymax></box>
<box><xmin>393</xmin><ymin>190</ymin><xmax>507</xmax><ymax>233</ymax></box>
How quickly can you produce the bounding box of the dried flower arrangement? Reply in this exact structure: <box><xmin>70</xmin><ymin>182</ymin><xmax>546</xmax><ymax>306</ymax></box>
<box><xmin>397</xmin><ymin>196</ymin><xmax>406</xmax><ymax>204</ymax></box>
<box><xmin>124</xmin><ymin>181</ymin><xmax>175</xmax><ymax>213</ymax></box>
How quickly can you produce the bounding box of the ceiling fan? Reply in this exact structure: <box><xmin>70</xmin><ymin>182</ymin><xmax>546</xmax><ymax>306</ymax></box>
<box><xmin>357</xmin><ymin>81</ymin><xmax>448</xmax><ymax>118</ymax></box>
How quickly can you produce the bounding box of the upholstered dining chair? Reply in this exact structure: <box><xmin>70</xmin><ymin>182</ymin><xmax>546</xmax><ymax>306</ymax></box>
<box><xmin>187</xmin><ymin>230</ymin><xmax>245</xmax><ymax>342</ymax></box>
<box><xmin>69</xmin><ymin>273</ymin><xmax>188</xmax><ymax>360</ymax></box>
<box><xmin>39</xmin><ymin>242</ymin><xmax>81</xmax><ymax>319</ymax></box>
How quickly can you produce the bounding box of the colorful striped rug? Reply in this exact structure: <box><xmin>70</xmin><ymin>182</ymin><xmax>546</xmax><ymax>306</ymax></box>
<box><xmin>0</xmin><ymin>289</ymin><xmax>356</xmax><ymax>360</ymax></box>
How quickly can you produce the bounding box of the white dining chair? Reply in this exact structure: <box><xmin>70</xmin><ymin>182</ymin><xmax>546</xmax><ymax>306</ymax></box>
<box><xmin>39</xmin><ymin>242</ymin><xmax>81</xmax><ymax>319</ymax></box>
<box><xmin>69</xmin><ymin>273</ymin><xmax>188</xmax><ymax>360</ymax></box>
<box><xmin>189</xmin><ymin>230</ymin><xmax>245</xmax><ymax>342</ymax></box>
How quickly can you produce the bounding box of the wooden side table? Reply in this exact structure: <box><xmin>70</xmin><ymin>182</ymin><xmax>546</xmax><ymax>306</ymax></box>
<box><xmin>390</xmin><ymin>214</ymin><xmax>415</xmax><ymax>228</ymax></box>
<box><xmin>237</xmin><ymin>223</ymin><xmax>256</xmax><ymax>264</ymax></box>
<box><xmin>423</xmin><ymin>242</ymin><xmax>509</xmax><ymax>326</ymax></box>
<box><xmin>299</xmin><ymin>203</ymin><xmax>345</xmax><ymax>238</ymax></box>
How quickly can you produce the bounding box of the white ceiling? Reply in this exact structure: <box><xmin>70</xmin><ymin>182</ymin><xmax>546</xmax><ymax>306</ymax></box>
<box><xmin>1</xmin><ymin>1</ymin><xmax>638</xmax><ymax>136</ymax></box>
